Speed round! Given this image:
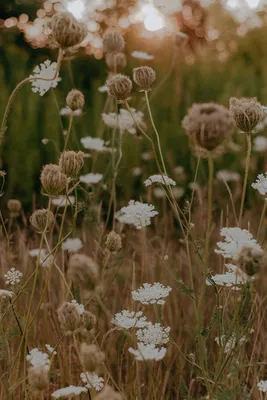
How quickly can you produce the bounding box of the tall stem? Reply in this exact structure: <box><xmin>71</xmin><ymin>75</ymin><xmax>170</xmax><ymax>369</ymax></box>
<box><xmin>63</xmin><ymin>115</ymin><xmax>74</xmax><ymax>152</ymax></box>
<box><xmin>257</xmin><ymin>199</ymin><xmax>267</xmax><ymax>240</ymax></box>
<box><xmin>239</xmin><ymin>133</ymin><xmax>252</xmax><ymax>227</ymax></box>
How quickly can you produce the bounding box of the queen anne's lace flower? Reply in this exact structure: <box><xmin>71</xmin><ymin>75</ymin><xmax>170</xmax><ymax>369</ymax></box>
<box><xmin>28</xmin><ymin>249</ymin><xmax>54</xmax><ymax>268</ymax></box>
<box><xmin>258</xmin><ymin>380</ymin><xmax>267</xmax><ymax>393</ymax></box>
<box><xmin>52</xmin><ymin>386</ymin><xmax>87</xmax><ymax>398</ymax></box>
<box><xmin>136</xmin><ymin>323</ymin><xmax>170</xmax><ymax>346</ymax></box>
<box><xmin>30</xmin><ymin>60</ymin><xmax>61</xmax><ymax>96</ymax></box>
<box><xmin>60</xmin><ymin>107</ymin><xmax>82</xmax><ymax>117</ymax></box>
<box><xmin>71</xmin><ymin>299</ymin><xmax>85</xmax><ymax>315</ymax></box>
<box><xmin>252</xmin><ymin>173</ymin><xmax>267</xmax><ymax>196</ymax></box>
<box><xmin>45</xmin><ymin>344</ymin><xmax>56</xmax><ymax>355</ymax></box>
<box><xmin>215</xmin><ymin>227</ymin><xmax>261</xmax><ymax>259</ymax></box>
<box><xmin>0</xmin><ymin>289</ymin><xmax>13</xmax><ymax>298</ymax></box>
<box><xmin>5</xmin><ymin>268</ymin><xmax>23</xmax><ymax>285</ymax></box>
<box><xmin>102</xmin><ymin>108</ymin><xmax>144</xmax><ymax>135</ymax></box>
<box><xmin>80</xmin><ymin>173</ymin><xmax>103</xmax><ymax>185</ymax></box>
<box><xmin>26</xmin><ymin>348</ymin><xmax>50</xmax><ymax>370</ymax></box>
<box><xmin>207</xmin><ymin>264</ymin><xmax>250</xmax><ymax>290</ymax></box>
<box><xmin>144</xmin><ymin>175</ymin><xmax>176</xmax><ymax>187</ymax></box>
<box><xmin>98</xmin><ymin>85</ymin><xmax>108</xmax><ymax>93</ymax></box>
<box><xmin>131</xmin><ymin>51</ymin><xmax>154</xmax><ymax>60</ymax></box>
<box><xmin>132</xmin><ymin>283</ymin><xmax>172</xmax><ymax>305</ymax></box>
<box><xmin>116</xmin><ymin>200</ymin><xmax>158</xmax><ymax>229</ymax></box>
<box><xmin>112</xmin><ymin>310</ymin><xmax>149</xmax><ymax>330</ymax></box>
<box><xmin>80</xmin><ymin>372</ymin><xmax>104</xmax><ymax>391</ymax></box>
<box><xmin>216</xmin><ymin>170</ymin><xmax>240</xmax><ymax>182</ymax></box>
<box><xmin>254</xmin><ymin>136</ymin><xmax>267</xmax><ymax>152</ymax></box>
<box><xmin>62</xmin><ymin>238</ymin><xmax>83</xmax><ymax>253</ymax></box>
<box><xmin>81</xmin><ymin>137</ymin><xmax>109</xmax><ymax>152</ymax></box>
<box><xmin>129</xmin><ymin>343</ymin><xmax>167</xmax><ymax>361</ymax></box>
<box><xmin>51</xmin><ymin>195</ymin><xmax>75</xmax><ymax>207</ymax></box>
<box><xmin>215</xmin><ymin>334</ymin><xmax>246</xmax><ymax>354</ymax></box>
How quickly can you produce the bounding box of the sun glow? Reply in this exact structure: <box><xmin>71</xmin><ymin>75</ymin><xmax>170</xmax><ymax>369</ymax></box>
<box><xmin>142</xmin><ymin>4</ymin><xmax>164</xmax><ymax>31</ymax></box>
<box><xmin>66</xmin><ymin>0</ymin><xmax>86</xmax><ymax>20</ymax></box>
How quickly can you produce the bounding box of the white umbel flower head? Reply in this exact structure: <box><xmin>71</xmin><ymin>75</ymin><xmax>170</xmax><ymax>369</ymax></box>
<box><xmin>215</xmin><ymin>334</ymin><xmax>246</xmax><ymax>354</ymax></box>
<box><xmin>216</xmin><ymin>170</ymin><xmax>240</xmax><ymax>182</ymax></box>
<box><xmin>112</xmin><ymin>310</ymin><xmax>149</xmax><ymax>330</ymax></box>
<box><xmin>28</xmin><ymin>249</ymin><xmax>54</xmax><ymax>268</ymax></box>
<box><xmin>131</xmin><ymin>51</ymin><xmax>154</xmax><ymax>60</ymax></box>
<box><xmin>258</xmin><ymin>380</ymin><xmax>267</xmax><ymax>393</ymax></box>
<box><xmin>0</xmin><ymin>289</ymin><xmax>13</xmax><ymax>298</ymax></box>
<box><xmin>26</xmin><ymin>348</ymin><xmax>50</xmax><ymax>370</ymax></box>
<box><xmin>80</xmin><ymin>372</ymin><xmax>104</xmax><ymax>391</ymax></box>
<box><xmin>116</xmin><ymin>200</ymin><xmax>158</xmax><ymax>229</ymax></box>
<box><xmin>52</xmin><ymin>386</ymin><xmax>87</xmax><ymax>398</ymax></box>
<box><xmin>254</xmin><ymin>136</ymin><xmax>267</xmax><ymax>152</ymax></box>
<box><xmin>144</xmin><ymin>175</ymin><xmax>176</xmax><ymax>187</ymax></box>
<box><xmin>215</xmin><ymin>227</ymin><xmax>261</xmax><ymax>259</ymax></box>
<box><xmin>60</xmin><ymin>107</ymin><xmax>82</xmax><ymax>117</ymax></box>
<box><xmin>129</xmin><ymin>343</ymin><xmax>166</xmax><ymax>361</ymax></box>
<box><xmin>80</xmin><ymin>173</ymin><xmax>103</xmax><ymax>185</ymax></box>
<box><xmin>136</xmin><ymin>323</ymin><xmax>170</xmax><ymax>346</ymax></box>
<box><xmin>71</xmin><ymin>299</ymin><xmax>85</xmax><ymax>315</ymax></box>
<box><xmin>132</xmin><ymin>282</ymin><xmax>172</xmax><ymax>305</ymax></box>
<box><xmin>252</xmin><ymin>173</ymin><xmax>267</xmax><ymax>196</ymax></box>
<box><xmin>62</xmin><ymin>238</ymin><xmax>83</xmax><ymax>253</ymax></box>
<box><xmin>102</xmin><ymin>108</ymin><xmax>144</xmax><ymax>135</ymax></box>
<box><xmin>81</xmin><ymin>137</ymin><xmax>109</xmax><ymax>152</ymax></box>
<box><xmin>207</xmin><ymin>264</ymin><xmax>250</xmax><ymax>290</ymax></box>
<box><xmin>45</xmin><ymin>344</ymin><xmax>56</xmax><ymax>355</ymax></box>
<box><xmin>98</xmin><ymin>85</ymin><xmax>108</xmax><ymax>93</ymax></box>
<box><xmin>51</xmin><ymin>195</ymin><xmax>75</xmax><ymax>207</ymax></box>
<box><xmin>30</xmin><ymin>60</ymin><xmax>61</xmax><ymax>96</ymax></box>
<box><xmin>5</xmin><ymin>268</ymin><xmax>23</xmax><ymax>285</ymax></box>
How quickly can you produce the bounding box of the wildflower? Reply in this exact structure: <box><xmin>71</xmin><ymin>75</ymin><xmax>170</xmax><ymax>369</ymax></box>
<box><xmin>41</xmin><ymin>164</ymin><xmax>67</xmax><ymax>197</ymax></box>
<box><xmin>28</xmin><ymin>249</ymin><xmax>53</xmax><ymax>268</ymax></box>
<box><xmin>0</xmin><ymin>289</ymin><xmax>13</xmax><ymax>298</ymax></box>
<box><xmin>215</xmin><ymin>334</ymin><xmax>246</xmax><ymax>353</ymax></box>
<box><xmin>131</xmin><ymin>51</ymin><xmax>154</xmax><ymax>60</ymax></box>
<box><xmin>51</xmin><ymin>386</ymin><xmax>87</xmax><ymax>398</ymax></box>
<box><xmin>7</xmin><ymin>199</ymin><xmax>22</xmax><ymax>217</ymax></box>
<box><xmin>132</xmin><ymin>282</ymin><xmax>172</xmax><ymax>305</ymax></box>
<box><xmin>105</xmin><ymin>52</ymin><xmax>127</xmax><ymax>71</ymax></box>
<box><xmin>81</xmin><ymin>136</ymin><xmax>109</xmax><ymax>152</ymax></box>
<box><xmin>30</xmin><ymin>60</ymin><xmax>61</xmax><ymax>97</ymax></box>
<box><xmin>229</xmin><ymin>97</ymin><xmax>264</xmax><ymax>133</ymax></box>
<box><xmin>98</xmin><ymin>85</ymin><xmax>108</xmax><ymax>93</ymax></box>
<box><xmin>112</xmin><ymin>310</ymin><xmax>149</xmax><ymax>330</ymax></box>
<box><xmin>128</xmin><ymin>343</ymin><xmax>167</xmax><ymax>361</ymax></box>
<box><xmin>62</xmin><ymin>238</ymin><xmax>83</xmax><ymax>253</ymax></box>
<box><xmin>235</xmin><ymin>245</ymin><xmax>265</xmax><ymax>276</ymax></box>
<box><xmin>132</xmin><ymin>167</ymin><xmax>142</xmax><ymax>176</ymax></box>
<box><xmin>57</xmin><ymin>301</ymin><xmax>83</xmax><ymax>333</ymax></box>
<box><xmin>116</xmin><ymin>200</ymin><xmax>158</xmax><ymax>229</ymax></box>
<box><xmin>102</xmin><ymin>108</ymin><xmax>145</xmax><ymax>134</ymax></box>
<box><xmin>68</xmin><ymin>254</ymin><xmax>99</xmax><ymax>290</ymax></box>
<box><xmin>95</xmin><ymin>385</ymin><xmax>123</xmax><ymax>400</ymax></box>
<box><xmin>254</xmin><ymin>136</ymin><xmax>267</xmax><ymax>152</ymax></box>
<box><xmin>80</xmin><ymin>372</ymin><xmax>104</xmax><ymax>391</ymax></box>
<box><xmin>30</xmin><ymin>209</ymin><xmax>55</xmax><ymax>233</ymax></box>
<box><xmin>80</xmin><ymin>173</ymin><xmax>103</xmax><ymax>185</ymax></box>
<box><xmin>216</xmin><ymin>170</ymin><xmax>240</xmax><ymax>182</ymax></box>
<box><xmin>45</xmin><ymin>344</ymin><xmax>56</xmax><ymax>355</ymax></box>
<box><xmin>258</xmin><ymin>380</ymin><xmax>267</xmax><ymax>393</ymax></box>
<box><xmin>60</xmin><ymin>107</ymin><xmax>82</xmax><ymax>117</ymax></box>
<box><xmin>136</xmin><ymin>323</ymin><xmax>170</xmax><ymax>346</ymax></box>
<box><xmin>59</xmin><ymin>151</ymin><xmax>84</xmax><ymax>179</ymax></box>
<box><xmin>215</xmin><ymin>227</ymin><xmax>261</xmax><ymax>259</ymax></box>
<box><xmin>144</xmin><ymin>174</ymin><xmax>176</xmax><ymax>187</ymax></box>
<box><xmin>51</xmin><ymin>195</ymin><xmax>75</xmax><ymax>207</ymax></box>
<box><xmin>28</xmin><ymin>365</ymin><xmax>49</xmax><ymax>392</ymax></box>
<box><xmin>80</xmin><ymin>343</ymin><xmax>105</xmax><ymax>372</ymax></box>
<box><xmin>207</xmin><ymin>264</ymin><xmax>250</xmax><ymax>290</ymax></box>
<box><xmin>105</xmin><ymin>231</ymin><xmax>122</xmax><ymax>253</ymax></box>
<box><xmin>26</xmin><ymin>348</ymin><xmax>50</xmax><ymax>370</ymax></box>
<box><xmin>106</xmin><ymin>74</ymin><xmax>132</xmax><ymax>103</ymax></box>
<box><xmin>5</xmin><ymin>268</ymin><xmax>23</xmax><ymax>286</ymax></box>
<box><xmin>66</xmin><ymin>89</ymin><xmax>85</xmax><ymax>111</ymax></box>
<box><xmin>103</xmin><ymin>31</ymin><xmax>125</xmax><ymax>54</ymax></box>
<box><xmin>133</xmin><ymin>66</ymin><xmax>156</xmax><ymax>91</ymax></box>
<box><xmin>252</xmin><ymin>173</ymin><xmax>267</xmax><ymax>196</ymax></box>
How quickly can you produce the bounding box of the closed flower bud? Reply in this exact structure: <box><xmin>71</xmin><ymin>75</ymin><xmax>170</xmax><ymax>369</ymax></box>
<box><xmin>235</xmin><ymin>245</ymin><xmax>266</xmax><ymax>276</ymax></box>
<box><xmin>133</xmin><ymin>66</ymin><xmax>156</xmax><ymax>92</ymax></box>
<box><xmin>66</xmin><ymin>89</ymin><xmax>85</xmax><ymax>111</ymax></box>
<box><xmin>41</xmin><ymin>164</ymin><xmax>68</xmax><ymax>197</ymax></box>
<box><xmin>59</xmin><ymin>151</ymin><xmax>84</xmax><ymax>179</ymax></box>
<box><xmin>105</xmin><ymin>231</ymin><xmax>122</xmax><ymax>253</ymax></box>
<box><xmin>7</xmin><ymin>199</ymin><xmax>22</xmax><ymax>217</ymax></box>
<box><xmin>57</xmin><ymin>302</ymin><xmax>83</xmax><ymax>334</ymax></box>
<box><xmin>83</xmin><ymin>311</ymin><xmax>97</xmax><ymax>331</ymax></box>
<box><xmin>106</xmin><ymin>74</ymin><xmax>132</xmax><ymax>103</ymax></box>
<box><xmin>80</xmin><ymin>343</ymin><xmax>105</xmax><ymax>372</ymax></box>
<box><xmin>30</xmin><ymin>209</ymin><xmax>55</xmax><ymax>233</ymax></box>
<box><xmin>229</xmin><ymin>97</ymin><xmax>264</xmax><ymax>134</ymax></box>
<box><xmin>68</xmin><ymin>254</ymin><xmax>99</xmax><ymax>290</ymax></box>
<box><xmin>105</xmin><ymin>52</ymin><xmax>127</xmax><ymax>72</ymax></box>
<box><xmin>95</xmin><ymin>385</ymin><xmax>123</xmax><ymax>400</ymax></box>
<box><xmin>49</xmin><ymin>12</ymin><xmax>88</xmax><ymax>49</ymax></box>
<box><xmin>28</xmin><ymin>366</ymin><xmax>49</xmax><ymax>392</ymax></box>
<box><xmin>103</xmin><ymin>31</ymin><xmax>125</xmax><ymax>54</ymax></box>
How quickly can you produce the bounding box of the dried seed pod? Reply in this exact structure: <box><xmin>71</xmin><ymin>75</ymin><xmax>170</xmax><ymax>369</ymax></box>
<box><xmin>95</xmin><ymin>385</ymin><xmax>123</xmax><ymax>400</ymax></box>
<box><xmin>66</xmin><ymin>89</ymin><xmax>85</xmax><ymax>111</ymax></box>
<box><xmin>41</xmin><ymin>164</ymin><xmax>68</xmax><ymax>197</ymax></box>
<box><xmin>105</xmin><ymin>231</ymin><xmax>122</xmax><ymax>253</ymax></box>
<box><xmin>80</xmin><ymin>343</ymin><xmax>105</xmax><ymax>372</ymax></box>
<box><xmin>57</xmin><ymin>302</ymin><xmax>83</xmax><ymax>334</ymax></box>
<box><xmin>133</xmin><ymin>66</ymin><xmax>156</xmax><ymax>92</ymax></box>
<box><xmin>235</xmin><ymin>245</ymin><xmax>266</xmax><ymax>276</ymax></box>
<box><xmin>49</xmin><ymin>12</ymin><xmax>88</xmax><ymax>49</ymax></box>
<box><xmin>103</xmin><ymin>31</ymin><xmax>125</xmax><ymax>54</ymax></box>
<box><xmin>28</xmin><ymin>366</ymin><xmax>49</xmax><ymax>392</ymax></box>
<box><xmin>229</xmin><ymin>97</ymin><xmax>264</xmax><ymax>134</ymax></box>
<box><xmin>106</xmin><ymin>74</ymin><xmax>132</xmax><ymax>103</ymax></box>
<box><xmin>105</xmin><ymin>52</ymin><xmax>127</xmax><ymax>72</ymax></box>
<box><xmin>30</xmin><ymin>209</ymin><xmax>55</xmax><ymax>233</ymax></box>
<box><xmin>83</xmin><ymin>310</ymin><xmax>97</xmax><ymax>331</ymax></box>
<box><xmin>68</xmin><ymin>254</ymin><xmax>99</xmax><ymax>290</ymax></box>
<box><xmin>7</xmin><ymin>199</ymin><xmax>22</xmax><ymax>217</ymax></box>
<box><xmin>59</xmin><ymin>151</ymin><xmax>84</xmax><ymax>179</ymax></box>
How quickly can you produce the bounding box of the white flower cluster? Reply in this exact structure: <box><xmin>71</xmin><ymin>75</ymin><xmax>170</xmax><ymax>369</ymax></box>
<box><xmin>45</xmin><ymin>344</ymin><xmax>56</xmax><ymax>355</ymax></box>
<box><xmin>132</xmin><ymin>282</ymin><xmax>172</xmax><ymax>305</ymax></box>
<box><xmin>30</xmin><ymin>60</ymin><xmax>61</xmax><ymax>96</ymax></box>
<box><xmin>102</xmin><ymin>108</ymin><xmax>144</xmax><ymax>135</ymax></box>
<box><xmin>144</xmin><ymin>175</ymin><xmax>176</xmax><ymax>187</ymax></box>
<box><xmin>0</xmin><ymin>289</ymin><xmax>13</xmax><ymax>298</ymax></box>
<box><xmin>216</xmin><ymin>170</ymin><xmax>240</xmax><ymax>182</ymax></box>
<box><xmin>5</xmin><ymin>268</ymin><xmax>23</xmax><ymax>285</ymax></box>
<box><xmin>80</xmin><ymin>372</ymin><xmax>104</xmax><ymax>391</ymax></box>
<box><xmin>51</xmin><ymin>195</ymin><xmax>75</xmax><ymax>207</ymax></box>
<box><xmin>71</xmin><ymin>299</ymin><xmax>85</xmax><ymax>315</ymax></box>
<box><xmin>131</xmin><ymin>51</ymin><xmax>154</xmax><ymax>60</ymax></box>
<box><xmin>62</xmin><ymin>238</ymin><xmax>83</xmax><ymax>253</ymax></box>
<box><xmin>254</xmin><ymin>136</ymin><xmax>267</xmax><ymax>152</ymax></box>
<box><xmin>112</xmin><ymin>310</ymin><xmax>149</xmax><ymax>330</ymax></box>
<box><xmin>153</xmin><ymin>187</ymin><xmax>184</xmax><ymax>199</ymax></box>
<box><xmin>252</xmin><ymin>173</ymin><xmax>267</xmax><ymax>196</ymax></box>
<box><xmin>116</xmin><ymin>200</ymin><xmax>158</xmax><ymax>229</ymax></box>
<box><xmin>207</xmin><ymin>264</ymin><xmax>250</xmax><ymax>290</ymax></box>
<box><xmin>80</xmin><ymin>136</ymin><xmax>110</xmax><ymax>152</ymax></box>
<box><xmin>60</xmin><ymin>107</ymin><xmax>82</xmax><ymax>117</ymax></box>
<box><xmin>215</xmin><ymin>334</ymin><xmax>246</xmax><ymax>354</ymax></box>
<box><xmin>215</xmin><ymin>227</ymin><xmax>261</xmax><ymax>259</ymax></box>
<box><xmin>26</xmin><ymin>348</ymin><xmax>50</xmax><ymax>370</ymax></box>
<box><xmin>52</xmin><ymin>386</ymin><xmax>87</xmax><ymax>398</ymax></box>
<box><xmin>28</xmin><ymin>248</ymin><xmax>54</xmax><ymax>268</ymax></box>
<box><xmin>80</xmin><ymin>173</ymin><xmax>103</xmax><ymax>185</ymax></box>
<box><xmin>128</xmin><ymin>343</ymin><xmax>167</xmax><ymax>361</ymax></box>
<box><xmin>258</xmin><ymin>380</ymin><xmax>267</xmax><ymax>393</ymax></box>
<box><xmin>136</xmin><ymin>323</ymin><xmax>170</xmax><ymax>346</ymax></box>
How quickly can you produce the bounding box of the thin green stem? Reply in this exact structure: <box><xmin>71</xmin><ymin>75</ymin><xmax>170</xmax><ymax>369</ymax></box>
<box><xmin>239</xmin><ymin>133</ymin><xmax>252</xmax><ymax>226</ymax></box>
<box><xmin>63</xmin><ymin>115</ymin><xmax>74</xmax><ymax>152</ymax></box>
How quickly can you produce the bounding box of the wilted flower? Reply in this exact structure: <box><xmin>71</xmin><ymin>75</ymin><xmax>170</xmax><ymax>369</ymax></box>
<box><xmin>5</xmin><ymin>268</ymin><xmax>23</xmax><ymax>286</ymax></box>
<box><xmin>133</xmin><ymin>66</ymin><xmax>156</xmax><ymax>91</ymax></box>
<box><xmin>106</xmin><ymin>74</ymin><xmax>132</xmax><ymax>103</ymax></box>
<box><xmin>59</xmin><ymin>151</ymin><xmax>84</xmax><ymax>179</ymax></box>
<box><xmin>132</xmin><ymin>283</ymin><xmax>172</xmax><ymax>305</ymax></box>
<box><xmin>103</xmin><ymin>31</ymin><xmax>125</xmax><ymax>54</ymax></box>
<box><xmin>229</xmin><ymin>97</ymin><xmax>264</xmax><ymax>133</ymax></box>
<box><xmin>66</xmin><ymin>89</ymin><xmax>85</xmax><ymax>111</ymax></box>
<box><xmin>30</xmin><ymin>209</ymin><xmax>55</xmax><ymax>233</ymax></box>
<box><xmin>112</xmin><ymin>310</ymin><xmax>148</xmax><ymax>330</ymax></box>
<box><xmin>28</xmin><ymin>365</ymin><xmax>49</xmax><ymax>392</ymax></box>
<box><xmin>7</xmin><ymin>199</ymin><xmax>22</xmax><ymax>217</ymax></box>
<box><xmin>235</xmin><ymin>245</ymin><xmax>265</xmax><ymax>276</ymax></box>
<box><xmin>116</xmin><ymin>200</ymin><xmax>158</xmax><ymax>229</ymax></box>
<box><xmin>41</xmin><ymin>164</ymin><xmax>67</xmax><ymax>197</ymax></box>
<box><xmin>105</xmin><ymin>231</ymin><xmax>122</xmax><ymax>253</ymax></box>
<box><xmin>30</xmin><ymin>60</ymin><xmax>61</xmax><ymax>97</ymax></box>
<box><xmin>57</xmin><ymin>301</ymin><xmax>83</xmax><ymax>333</ymax></box>
<box><xmin>215</xmin><ymin>227</ymin><xmax>261</xmax><ymax>259</ymax></box>
<box><xmin>129</xmin><ymin>343</ymin><xmax>167</xmax><ymax>361</ymax></box>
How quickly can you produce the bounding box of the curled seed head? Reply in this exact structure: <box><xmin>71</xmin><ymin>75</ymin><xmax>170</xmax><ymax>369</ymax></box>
<box><xmin>7</xmin><ymin>199</ymin><xmax>22</xmax><ymax>217</ymax></box>
<box><xmin>103</xmin><ymin>31</ymin><xmax>125</xmax><ymax>54</ymax></box>
<box><xmin>40</xmin><ymin>164</ymin><xmax>68</xmax><ymax>197</ymax></box>
<box><xmin>80</xmin><ymin>343</ymin><xmax>105</xmax><ymax>372</ymax></box>
<box><xmin>83</xmin><ymin>310</ymin><xmax>97</xmax><ymax>331</ymax></box>
<box><xmin>30</xmin><ymin>209</ymin><xmax>55</xmax><ymax>233</ymax></box>
<box><xmin>105</xmin><ymin>231</ymin><xmax>122</xmax><ymax>253</ymax></box>
<box><xmin>95</xmin><ymin>385</ymin><xmax>123</xmax><ymax>400</ymax></box>
<box><xmin>59</xmin><ymin>151</ymin><xmax>84</xmax><ymax>179</ymax></box>
<box><xmin>48</xmin><ymin>12</ymin><xmax>88</xmax><ymax>49</ymax></box>
<box><xmin>28</xmin><ymin>366</ymin><xmax>49</xmax><ymax>392</ymax></box>
<box><xmin>229</xmin><ymin>97</ymin><xmax>264</xmax><ymax>134</ymax></box>
<box><xmin>105</xmin><ymin>52</ymin><xmax>127</xmax><ymax>72</ymax></box>
<box><xmin>57</xmin><ymin>302</ymin><xmax>83</xmax><ymax>334</ymax></box>
<box><xmin>66</xmin><ymin>89</ymin><xmax>85</xmax><ymax>111</ymax></box>
<box><xmin>106</xmin><ymin>74</ymin><xmax>132</xmax><ymax>103</ymax></box>
<box><xmin>133</xmin><ymin>66</ymin><xmax>156</xmax><ymax>92</ymax></box>
<box><xmin>68</xmin><ymin>254</ymin><xmax>99</xmax><ymax>290</ymax></box>
<box><xmin>235</xmin><ymin>245</ymin><xmax>266</xmax><ymax>276</ymax></box>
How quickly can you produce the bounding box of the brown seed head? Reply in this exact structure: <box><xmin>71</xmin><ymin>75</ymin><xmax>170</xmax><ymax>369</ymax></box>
<box><xmin>105</xmin><ymin>231</ymin><xmax>122</xmax><ymax>253</ymax></box>
<box><xmin>41</xmin><ymin>164</ymin><xmax>68</xmax><ymax>197</ymax></box>
<box><xmin>48</xmin><ymin>12</ymin><xmax>88</xmax><ymax>49</ymax></box>
<box><xmin>83</xmin><ymin>310</ymin><xmax>97</xmax><ymax>331</ymax></box>
<box><xmin>28</xmin><ymin>366</ymin><xmax>49</xmax><ymax>392</ymax></box>
<box><xmin>68</xmin><ymin>253</ymin><xmax>99</xmax><ymax>290</ymax></box>
<box><xmin>66</xmin><ymin>89</ymin><xmax>85</xmax><ymax>111</ymax></box>
<box><xmin>7</xmin><ymin>199</ymin><xmax>22</xmax><ymax>217</ymax></box>
<box><xmin>30</xmin><ymin>209</ymin><xmax>55</xmax><ymax>233</ymax></box>
<box><xmin>229</xmin><ymin>97</ymin><xmax>264</xmax><ymax>133</ymax></box>
<box><xmin>106</xmin><ymin>74</ymin><xmax>132</xmax><ymax>103</ymax></box>
<box><xmin>59</xmin><ymin>151</ymin><xmax>84</xmax><ymax>179</ymax></box>
<box><xmin>80</xmin><ymin>343</ymin><xmax>105</xmax><ymax>372</ymax></box>
<box><xmin>235</xmin><ymin>245</ymin><xmax>265</xmax><ymax>276</ymax></box>
<box><xmin>105</xmin><ymin>52</ymin><xmax>127</xmax><ymax>72</ymax></box>
<box><xmin>133</xmin><ymin>66</ymin><xmax>156</xmax><ymax>92</ymax></box>
<box><xmin>103</xmin><ymin>31</ymin><xmax>125</xmax><ymax>54</ymax></box>
<box><xmin>95</xmin><ymin>385</ymin><xmax>123</xmax><ymax>400</ymax></box>
<box><xmin>57</xmin><ymin>302</ymin><xmax>83</xmax><ymax>334</ymax></box>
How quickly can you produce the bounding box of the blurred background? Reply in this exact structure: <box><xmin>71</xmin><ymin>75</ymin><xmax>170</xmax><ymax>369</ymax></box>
<box><xmin>1</xmin><ymin>0</ymin><xmax>267</xmax><ymax>209</ymax></box>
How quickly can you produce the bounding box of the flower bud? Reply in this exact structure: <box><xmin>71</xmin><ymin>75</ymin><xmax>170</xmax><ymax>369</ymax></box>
<box><xmin>103</xmin><ymin>31</ymin><xmax>125</xmax><ymax>54</ymax></box>
<box><xmin>57</xmin><ymin>302</ymin><xmax>83</xmax><ymax>334</ymax></box>
<box><xmin>49</xmin><ymin>12</ymin><xmax>88</xmax><ymax>49</ymax></box>
<box><xmin>7</xmin><ymin>199</ymin><xmax>22</xmax><ymax>217</ymax></box>
<box><xmin>106</xmin><ymin>74</ymin><xmax>132</xmax><ymax>103</ymax></box>
<box><xmin>28</xmin><ymin>366</ymin><xmax>49</xmax><ymax>392</ymax></box>
<box><xmin>229</xmin><ymin>97</ymin><xmax>264</xmax><ymax>134</ymax></box>
<box><xmin>66</xmin><ymin>89</ymin><xmax>85</xmax><ymax>111</ymax></box>
<box><xmin>59</xmin><ymin>151</ymin><xmax>84</xmax><ymax>179</ymax></box>
<box><xmin>105</xmin><ymin>52</ymin><xmax>127</xmax><ymax>72</ymax></box>
<box><xmin>41</xmin><ymin>164</ymin><xmax>68</xmax><ymax>197</ymax></box>
<box><xmin>105</xmin><ymin>231</ymin><xmax>122</xmax><ymax>253</ymax></box>
<box><xmin>80</xmin><ymin>343</ymin><xmax>105</xmax><ymax>372</ymax></box>
<box><xmin>133</xmin><ymin>66</ymin><xmax>156</xmax><ymax>92</ymax></box>
<box><xmin>30</xmin><ymin>209</ymin><xmax>55</xmax><ymax>233</ymax></box>
<box><xmin>68</xmin><ymin>254</ymin><xmax>99</xmax><ymax>290</ymax></box>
